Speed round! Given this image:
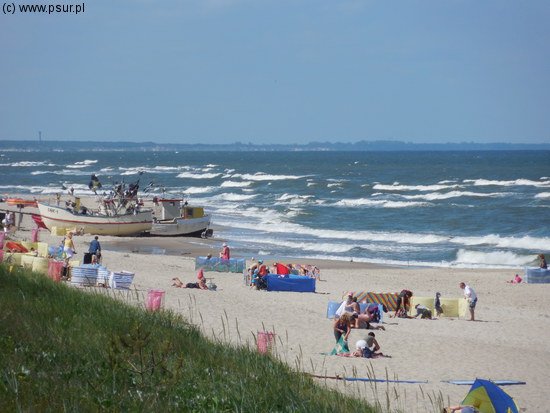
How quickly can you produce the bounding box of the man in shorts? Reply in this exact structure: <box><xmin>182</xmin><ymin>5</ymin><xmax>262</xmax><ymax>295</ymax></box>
<box><xmin>459</xmin><ymin>282</ymin><xmax>477</xmax><ymax>321</ymax></box>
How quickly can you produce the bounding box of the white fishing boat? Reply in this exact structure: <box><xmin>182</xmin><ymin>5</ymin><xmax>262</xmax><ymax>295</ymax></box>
<box><xmin>150</xmin><ymin>198</ymin><xmax>211</xmax><ymax>237</ymax></box>
<box><xmin>37</xmin><ymin>178</ymin><xmax>153</xmax><ymax>236</ymax></box>
<box><xmin>37</xmin><ymin>202</ymin><xmax>153</xmax><ymax>236</ymax></box>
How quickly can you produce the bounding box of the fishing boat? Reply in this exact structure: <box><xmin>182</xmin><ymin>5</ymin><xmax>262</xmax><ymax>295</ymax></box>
<box><xmin>37</xmin><ymin>178</ymin><xmax>153</xmax><ymax>236</ymax></box>
<box><xmin>150</xmin><ymin>198</ymin><xmax>211</xmax><ymax>237</ymax></box>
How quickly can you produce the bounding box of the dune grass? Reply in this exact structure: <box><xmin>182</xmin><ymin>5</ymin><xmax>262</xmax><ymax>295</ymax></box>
<box><xmin>0</xmin><ymin>264</ymin><xmax>376</xmax><ymax>412</ymax></box>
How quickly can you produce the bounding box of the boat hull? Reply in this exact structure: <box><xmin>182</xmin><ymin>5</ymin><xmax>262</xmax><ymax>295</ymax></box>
<box><xmin>150</xmin><ymin>215</ymin><xmax>211</xmax><ymax>237</ymax></box>
<box><xmin>37</xmin><ymin>203</ymin><xmax>153</xmax><ymax>236</ymax></box>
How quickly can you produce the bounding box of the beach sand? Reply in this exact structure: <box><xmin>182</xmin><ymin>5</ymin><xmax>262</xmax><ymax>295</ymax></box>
<box><xmin>2</xmin><ymin>201</ymin><xmax>548</xmax><ymax>412</ymax></box>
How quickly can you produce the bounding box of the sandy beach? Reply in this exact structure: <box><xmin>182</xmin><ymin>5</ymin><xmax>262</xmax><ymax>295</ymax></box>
<box><xmin>2</xmin><ymin>202</ymin><xmax>548</xmax><ymax>412</ymax></box>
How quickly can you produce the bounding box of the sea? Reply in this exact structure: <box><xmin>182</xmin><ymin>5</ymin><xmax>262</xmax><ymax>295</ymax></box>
<box><xmin>1</xmin><ymin>149</ymin><xmax>549</xmax><ymax>269</ymax></box>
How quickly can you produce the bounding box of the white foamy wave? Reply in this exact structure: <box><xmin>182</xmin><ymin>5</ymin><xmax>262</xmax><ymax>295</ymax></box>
<box><xmin>327</xmin><ymin>183</ymin><xmax>342</xmax><ymax>188</ymax></box>
<box><xmin>1</xmin><ymin>161</ymin><xmax>56</xmax><ymax>167</ymax></box>
<box><xmin>535</xmin><ymin>192</ymin><xmax>550</xmax><ymax>199</ymax></box>
<box><xmin>455</xmin><ymin>249</ymin><xmax>534</xmax><ymax>267</ymax></box>
<box><xmin>205</xmin><ymin>164</ymin><xmax>218</xmax><ymax>168</ymax></box>
<box><xmin>176</xmin><ymin>172</ymin><xmax>222</xmax><ymax>179</ymax></box>
<box><xmin>211</xmin><ymin>193</ymin><xmax>258</xmax><ymax>202</ymax></box>
<box><xmin>307</xmin><ymin>182</ymin><xmax>317</xmax><ymax>187</ymax></box>
<box><xmin>464</xmin><ymin>178</ymin><xmax>550</xmax><ymax>188</ymax></box>
<box><xmin>231</xmin><ymin>172</ymin><xmax>308</xmax><ymax>181</ymax></box>
<box><xmin>277</xmin><ymin>193</ymin><xmax>314</xmax><ymax>203</ymax></box>
<box><xmin>401</xmin><ymin>191</ymin><xmax>506</xmax><ymax>201</ymax></box>
<box><xmin>334</xmin><ymin>198</ymin><xmax>429</xmax><ymax>208</ymax></box>
<box><xmin>451</xmin><ymin>234</ymin><xmax>550</xmax><ymax>251</ymax></box>
<box><xmin>220</xmin><ymin>180</ymin><xmax>253</xmax><ymax>188</ymax></box>
<box><xmin>183</xmin><ymin>186</ymin><xmax>217</xmax><ymax>194</ymax></box>
<box><xmin>373</xmin><ymin>183</ymin><xmax>462</xmax><ymax>192</ymax></box>
<box><xmin>65</xmin><ymin>160</ymin><xmax>98</xmax><ymax>169</ymax></box>
<box><xmin>31</xmin><ymin>171</ymin><xmax>51</xmax><ymax>175</ymax></box>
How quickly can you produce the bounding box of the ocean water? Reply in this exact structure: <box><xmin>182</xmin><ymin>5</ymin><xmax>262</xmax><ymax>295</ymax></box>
<box><xmin>1</xmin><ymin>150</ymin><xmax>549</xmax><ymax>269</ymax></box>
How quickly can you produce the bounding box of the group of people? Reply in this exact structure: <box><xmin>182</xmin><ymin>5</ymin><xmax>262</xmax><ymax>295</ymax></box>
<box><xmin>61</xmin><ymin>233</ymin><xmax>102</xmax><ymax>265</ymax></box>
<box><xmin>331</xmin><ymin>281</ymin><xmax>480</xmax><ymax>358</ymax></box>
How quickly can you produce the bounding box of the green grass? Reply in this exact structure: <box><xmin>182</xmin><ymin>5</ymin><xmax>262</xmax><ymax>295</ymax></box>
<box><xmin>0</xmin><ymin>265</ymin><xmax>376</xmax><ymax>412</ymax></box>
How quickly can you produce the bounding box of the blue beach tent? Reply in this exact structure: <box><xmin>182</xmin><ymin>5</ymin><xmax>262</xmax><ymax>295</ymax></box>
<box><xmin>462</xmin><ymin>379</ymin><xmax>519</xmax><ymax>413</ymax></box>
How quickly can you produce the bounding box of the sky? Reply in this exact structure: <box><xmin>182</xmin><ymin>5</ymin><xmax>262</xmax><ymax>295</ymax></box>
<box><xmin>1</xmin><ymin>0</ymin><xmax>549</xmax><ymax>145</ymax></box>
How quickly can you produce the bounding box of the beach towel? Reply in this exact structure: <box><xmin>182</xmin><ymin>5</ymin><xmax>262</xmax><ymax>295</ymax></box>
<box><xmin>344</xmin><ymin>291</ymin><xmax>399</xmax><ymax>311</ymax></box>
<box><xmin>329</xmin><ymin>336</ymin><xmax>350</xmax><ymax>355</ymax></box>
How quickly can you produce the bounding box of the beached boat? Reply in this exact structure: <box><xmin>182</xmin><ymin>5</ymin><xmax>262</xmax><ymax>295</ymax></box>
<box><xmin>37</xmin><ymin>202</ymin><xmax>153</xmax><ymax>236</ymax></box>
<box><xmin>150</xmin><ymin>198</ymin><xmax>211</xmax><ymax>237</ymax></box>
<box><xmin>37</xmin><ymin>177</ymin><xmax>153</xmax><ymax>236</ymax></box>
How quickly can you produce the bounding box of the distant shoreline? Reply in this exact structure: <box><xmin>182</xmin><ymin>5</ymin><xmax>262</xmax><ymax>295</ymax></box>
<box><xmin>1</xmin><ymin>140</ymin><xmax>549</xmax><ymax>152</ymax></box>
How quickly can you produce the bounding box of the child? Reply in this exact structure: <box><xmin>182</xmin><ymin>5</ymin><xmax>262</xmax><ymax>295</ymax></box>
<box><xmin>434</xmin><ymin>292</ymin><xmax>443</xmax><ymax>317</ymax></box>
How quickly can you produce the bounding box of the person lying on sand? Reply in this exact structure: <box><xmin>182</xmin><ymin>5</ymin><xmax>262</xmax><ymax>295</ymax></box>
<box><xmin>172</xmin><ymin>277</ymin><xmax>208</xmax><ymax>290</ymax></box>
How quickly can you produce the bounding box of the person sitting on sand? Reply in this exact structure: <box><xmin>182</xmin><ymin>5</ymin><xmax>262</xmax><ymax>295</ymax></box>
<box><xmin>352</xmin><ymin>332</ymin><xmax>387</xmax><ymax>358</ymax></box>
<box><xmin>356</xmin><ymin>304</ymin><xmax>386</xmax><ymax>330</ymax></box>
<box><xmin>333</xmin><ymin>312</ymin><xmax>356</xmax><ymax>343</ymax></box>
<box><xmin>507</xmin><ymin>274</ymin><xmax>523</xmax><ymax>284</ymax></box>
<box><xmin>335</xmin><ymin>292</ymin><xmax>355</xmax><ymax>318</ymax></box>
<box><xmin>539</xmin><ymin>254</ymin><xmax>547</xmax><ymax>269</ymax></box>
<box><xmin>414</xmin><ymin>304</ymin><xmax>433</xmax><ymax>319</ymax></box>
<box><xmin>392</xmin><ymin>289</ymin><xmax>413</xmax><ymax>318</ymax></box>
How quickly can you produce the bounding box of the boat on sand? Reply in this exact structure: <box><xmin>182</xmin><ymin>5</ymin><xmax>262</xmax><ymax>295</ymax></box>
<box><xmin>150</xmin><ymin>198</ymin><xmax>211</xmax><ymax>237</ymax></box>
<box><xmin>37</xmin><ymin>179</ymin><xmax>153</xmax><ymax>236</ymax></box>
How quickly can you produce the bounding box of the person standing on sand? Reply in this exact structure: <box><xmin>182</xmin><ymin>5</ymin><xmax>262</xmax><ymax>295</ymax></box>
<box><xmin>459</xmin><ymin>282</ymin><xmax>477</xmax><ymax>321</ymax></box>
<box><xmin>63</xmin><ymin>232</ymin><xmax>76</xmax><ymax>260</ymax></box>
<box><xmin>539</xmin><ymin>254</ymin><xmax>547</xmax><ymax>269</ymax></box>
<box><xmin>88</xmin><ymin>236</ymin><xmax>101</xmax><ymax>262</ymax></box>
<box><xmin>219</xmin><ymin>242</ymin><xmax>230</xmax><ymax>260</ymax></box>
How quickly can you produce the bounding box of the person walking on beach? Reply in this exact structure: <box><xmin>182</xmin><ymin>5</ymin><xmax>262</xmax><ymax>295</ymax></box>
<box><xmin>219</xmin><ymin>242</ymin><xmax>230</xmax><ymax>260</ymax></box>
<box><xmin>459</xmin><ymin>282</ymin><xmax>477</xmax><ymax>321</ymax></box>
<box><xmin>88</xmin><ymin>236</ymin><xmax>101</xmax><ymax>263</ymax></box>
<box><xmin>63</xmin><ymin>232</ymin><xmax>76</xmax><ymax>260</ymax></box>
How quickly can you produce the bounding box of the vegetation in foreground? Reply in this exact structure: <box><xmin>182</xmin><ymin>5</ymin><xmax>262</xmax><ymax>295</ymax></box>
<box><xmin>0</xmin><ymin>265</ymin><xmax>375</xmax><ymax>412</ymax></box>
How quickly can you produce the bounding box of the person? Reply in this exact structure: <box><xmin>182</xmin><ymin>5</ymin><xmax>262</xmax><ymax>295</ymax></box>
<box><xmin>539</xmin><ymin>254</ymin><xmax>548</xmax><ymax>269</ymax></box>
<box><xmin>434</xmin><ymin>292</ymin><xmax>443</xmax><ymax>317</ymax></box>
<box><xmin>414</xmin><ymin>304</ymin><xmax>433</xmax><ymax>319</ymax></box>
<box><xmin>507</xmin><ymin>274</ymin><xmax>522</xmax><ymax>284</ymax></box>
<box><xmin>333</xmin><ymin>312</ymin><xmax>356</xmax><ymax>343</ymax></box>
<box><xmin>443</xmin><ymin>406</ymin><xmax>479</xmax><ymax>413</ymax></box>
<box><xmin>392</xmin><ymin>289</ymin><xmax>413</xmax><ymax>318</ymax></box>
<box><xmin>459</xmin><ymin>282</ymin><xmax>477</xmax><ymax>321</ymax></box>
<box><xmin>172</xmin><ymin>276</ymin><xmax>208</xmax><ymax>290</ymax></box>
<box><xmin>63</xmin><ymin>232</ymin><xmax>76</xmax><ymax>260</ymax></box>
<box><xmin>352</xmin><ymin>332</ymin><xmax>384</xmax><ymax>358</ymax></box>
<box><xmin>219</xmin><ymin>243</ymin><xmax>230</xmax><ymax>260</ymax></box>
<box><xmin>335</xmin><ymin>293</ymin><xmax>355</xmax><ymax>318</ymax></box>
<box><xmin>252</xmin><ymin>260</ymin><xmax>269</xmax><ymax>290</ymax></box>
<box><xmin>88</xmin><ymin>236</ymin><xmax>101</xmax><ymax>262</ymax></box>
<box><xmin>55</xmin><ymin>193</ymin><xmax>61</xmax><ymax>206</ymax></box>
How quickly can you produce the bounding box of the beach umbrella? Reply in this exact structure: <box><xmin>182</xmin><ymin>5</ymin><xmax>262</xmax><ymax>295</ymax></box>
<box><xmin>462</xmin><ymin>378</ymin><xmax>519</xmax><ymax>413</ymax></box>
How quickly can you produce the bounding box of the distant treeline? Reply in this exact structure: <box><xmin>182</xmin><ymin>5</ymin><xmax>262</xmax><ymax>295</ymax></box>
<box><xmin>1</xmin><ymin>139</ymin><xmax>549</xmax><ymax>151</ymax></box>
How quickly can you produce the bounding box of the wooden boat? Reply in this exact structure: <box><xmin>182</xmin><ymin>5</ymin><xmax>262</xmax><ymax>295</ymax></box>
<box><xmin>37</xmin><ymin>202</ymin><xmax>153</xmax><ymax>236</ymax></box>
<box><xmin>6</xmin><ymin>198</ymin><xmax>38</xmax><ymax>208</ymax></box>
<box><xmin>37</xmin><ymin>177</ymin><xmax>153</xmax><ymax>236</ymax></box>
<box><xmin>150</xmin><ymin>199</ymin><xmax>211</xmax><ymax>237</ymax></box>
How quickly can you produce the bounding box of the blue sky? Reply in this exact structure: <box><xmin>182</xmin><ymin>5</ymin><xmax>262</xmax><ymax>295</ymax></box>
<box><xmin>1</xmin><ymin>0</ymin><xmax>549</xmax><ymax>144</ymax></box>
